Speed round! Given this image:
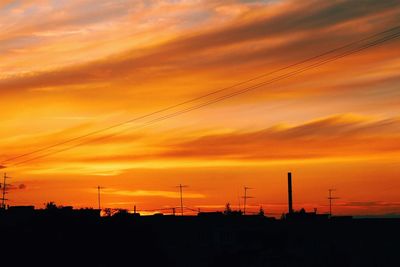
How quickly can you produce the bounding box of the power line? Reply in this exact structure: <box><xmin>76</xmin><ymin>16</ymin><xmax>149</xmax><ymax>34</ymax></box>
<box><xmin>4</xmin><ymin>25</ymin><xmax>397</xmax><ymax>165</ymax></box>
<box><xmin>7</xmin><ymin>31</ymin><xmax>400</xmax><ymax>168</ymax></box>
<box><xmin>8</xmin><ymin>30</ymin><xmax>400</xmax><ymax>168</ymax></box>
<box><xmin>184</xmin><ymin>206</ymin><xmax>199</xmax><ymax>212</ymax></box>
<box><xmin>3</xmin><ymin>26</ymin><xmax>400</xmax><ymax>168</ymax></box>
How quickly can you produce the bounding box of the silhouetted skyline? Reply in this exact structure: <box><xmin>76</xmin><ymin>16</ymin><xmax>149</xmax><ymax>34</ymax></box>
<box><xmin>1</xmin><ymin>0</ymin><xmax>400</xmax><ymax>217</ymax></box>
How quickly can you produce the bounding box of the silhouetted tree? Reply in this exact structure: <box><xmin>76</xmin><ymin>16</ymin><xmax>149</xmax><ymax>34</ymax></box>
<box><xmin>258</xmin><ymin>206</ymin><xmax>265</xmax><ymax>217</ymax></box>
<box><xmin>224</xmin><ymin>203</ymin><xmax>243</xmax><ymax>216</ymax></box>
<box><xmin>45</xmin><ymin>202</ymin><xmax>58</xmax><ymax>210</ymax></box>
<box><xmin>224</xmin><ymin>203</ymin><xmax>232</xmax><ymax>215</ymax></box>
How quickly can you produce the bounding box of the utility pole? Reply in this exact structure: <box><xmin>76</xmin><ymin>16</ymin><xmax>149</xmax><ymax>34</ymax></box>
<box><xmin>176</xmin><ymin>184</ymin><xmax>188</xmax><ymax>216</ymax></box>
<box><xmin>242</xmin><ymin>186</ymin><xmax>254</xmax><ymax>215</ymax></box>
<box><xmin>1</xmin><ymin>173</ymin><xmax>10</xmax><ymax>209</ymax></box>
<box><xmin>328</xmin><ymin>189</ymin><xmax>339</xmax><ymax>217</ymax></box>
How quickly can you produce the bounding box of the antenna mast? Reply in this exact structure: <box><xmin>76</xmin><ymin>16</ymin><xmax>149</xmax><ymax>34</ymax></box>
<box><xmin>1</xmin><ymin>173</ymin><xmax>10</xmax><ymax>209</ymax></box>
<box><xmin>242</xmin><ymin>186</ymin><xmax>254</xmax><ymax>215</ymax></box>
<box><xmin>328</xmin><ymin>189</ymin><xmax>339</xmax><ymax>217</ymax></box>
<box><xmin>176</xmin><ymin>184</ymin><xmax>188</xmax><ymax>216</ymax></box>
<box><xmin>97</xmin><ymin>186</ymin><xmax>104</xmax><ymax>210</ymax></box>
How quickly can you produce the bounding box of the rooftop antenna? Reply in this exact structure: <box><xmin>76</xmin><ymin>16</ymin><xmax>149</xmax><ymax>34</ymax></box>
<box><xmin>238</xmin><ymin>192</ymin><xmax>242</xmax><ymax>211</ymax></box>
<box><xmin>176</xmin><ymin>184</ymin><xmax>188</xmax><ymax>216</ymax></box>
<box><xmin>242</xmin><ymin>186</ymin><xmax>254</xmax><ymax>215</ymax></box>
<box><xmin>1</xmin><ymin>173</ymin><xmax>10</xmax><ymax>209</ymax></box>
<box><xmin>328</xmin><ymin>189</ymin><xmax>339</xmax><ymax>217</ymax></box>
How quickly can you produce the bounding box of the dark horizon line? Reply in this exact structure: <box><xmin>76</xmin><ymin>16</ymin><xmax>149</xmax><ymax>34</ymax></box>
<box><xmin>2</xmin><ymin>204</ymin><xmax>400</xmax><ymax>219</ymax></box>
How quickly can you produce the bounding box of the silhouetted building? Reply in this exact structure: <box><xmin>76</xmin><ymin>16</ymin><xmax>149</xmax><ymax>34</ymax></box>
<box><xmin>285</xmin><ymin>208</ymin><xmax>329</xmax><ymax>221</ymax></box>
<box><xmin>8</xmin><ymin>205</ymin><xmax>35</xmax><ymax>212</ymax></box>
<box><xmin>198</xmin><ymin>211</ymin><xmax>224</xmax><ymax>217</ymax></box>
<box><xmin>285</xmin><ymin>173</ymin><xmax>329</xmax><ymax>221</ymax></box>
<box><xmin>5</xmin><ymin>205</ymin><xmax>35</xmax><ymax>220</ymax></box>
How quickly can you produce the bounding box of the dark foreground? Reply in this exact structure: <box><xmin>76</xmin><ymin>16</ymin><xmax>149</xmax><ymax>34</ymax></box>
<box><xmin>1</xmin><ymin>211</ymin><xmax>399</xmax><ymax>267</ymax></box>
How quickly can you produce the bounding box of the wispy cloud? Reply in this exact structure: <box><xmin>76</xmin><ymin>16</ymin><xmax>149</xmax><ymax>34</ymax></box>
<box><xmin>66</xmin><ymin>114</ymin><xmax>398</xmax><ymax>163</ymax></box>
<box><xmin>158</xmin><ymin>114</ymin><xmax>400</xmax><ymax>160</ymax></box>
<box><xmin>1</xmin><ymin>0</ymin><xmax>399</xmax><ymax>92</ymax></box>
<box><xmin>338</xmin><ymin>201</ymin><xmax>400</xmax><ymax>208</ymax></box>
<box><xmin>2</xmin><ymin>0</ymin><xmax>400</xmax><ymax>215</ymax></box>
<box><xmin>102</xmin><ymin>188</ymin><xmax>205</xmax><ymax>199</ymax></box>
<box><xmin>15</xmin><ymin>113</ymin><xmax>397</xmax><ymax>175</ymax></box>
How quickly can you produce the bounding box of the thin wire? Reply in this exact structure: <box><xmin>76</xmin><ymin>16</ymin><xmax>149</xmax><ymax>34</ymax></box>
<box><xmin>2</xmin><ymin>25</ymin><xmax>400</xmax><ymax>166</ymax></box>
<box><xmin>5</xmin><ymin>30</ymin><xmax>400</xmax><ymax>168</ymax></box>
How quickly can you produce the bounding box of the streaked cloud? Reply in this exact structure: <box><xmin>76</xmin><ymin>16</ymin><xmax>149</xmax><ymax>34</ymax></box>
<box><xmin>64</xmin><ymin>114</ymin><xmax>399</xmax><ymax>164</ymax></box>
<box><xmin>1</xmin><ymin>0</ymin><xmax>400</xmax><ymax>92</ymax></box>
<box><xmin>102</xmin><ymin>188</ymin><xmax>205</xmax><ymax>199</ymax></box>
<box><xmin>339</xmin><ymin>201</ymin><xmax>400</xmax><ymax>208</ymax></box>
<box><xmin>1</xmin><ymin>0</ymin><xmax>400</xmax><ymax>216</ymax></box>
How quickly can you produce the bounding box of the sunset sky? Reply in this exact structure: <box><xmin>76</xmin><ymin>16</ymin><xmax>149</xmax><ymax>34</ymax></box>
<box><xmin>1</xmin><ymin>0</ymin><xmax>400</xmax><ymax>216</ymax></box>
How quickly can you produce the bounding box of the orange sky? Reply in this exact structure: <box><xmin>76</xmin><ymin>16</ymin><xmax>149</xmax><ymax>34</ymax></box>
<box><xmin>1</xmin><ymin>0</ymin><xmax>400</xmax><ymax>216</ymax></box>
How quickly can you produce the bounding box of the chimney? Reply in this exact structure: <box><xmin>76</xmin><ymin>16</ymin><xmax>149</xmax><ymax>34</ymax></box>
<box><xmin>288</xmin><ymin>172</ymin><xmax>293</xmax><ymax>214</ymax></box>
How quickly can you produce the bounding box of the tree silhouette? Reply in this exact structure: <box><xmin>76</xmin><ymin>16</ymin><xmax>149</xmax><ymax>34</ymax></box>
<box><xmin>258</xmin><ymin>206</ymin><xmax>265</xmax><ymax>217</ymax></box>
<box><xmin>224</xmin><ymin>203</ymin><xmax>232</xmax><ymax>215</ymax></box>
<box><xmin>45</xmin><ymin>201</ymin><xmax>58</xmax><ymax>210</ymax></box>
